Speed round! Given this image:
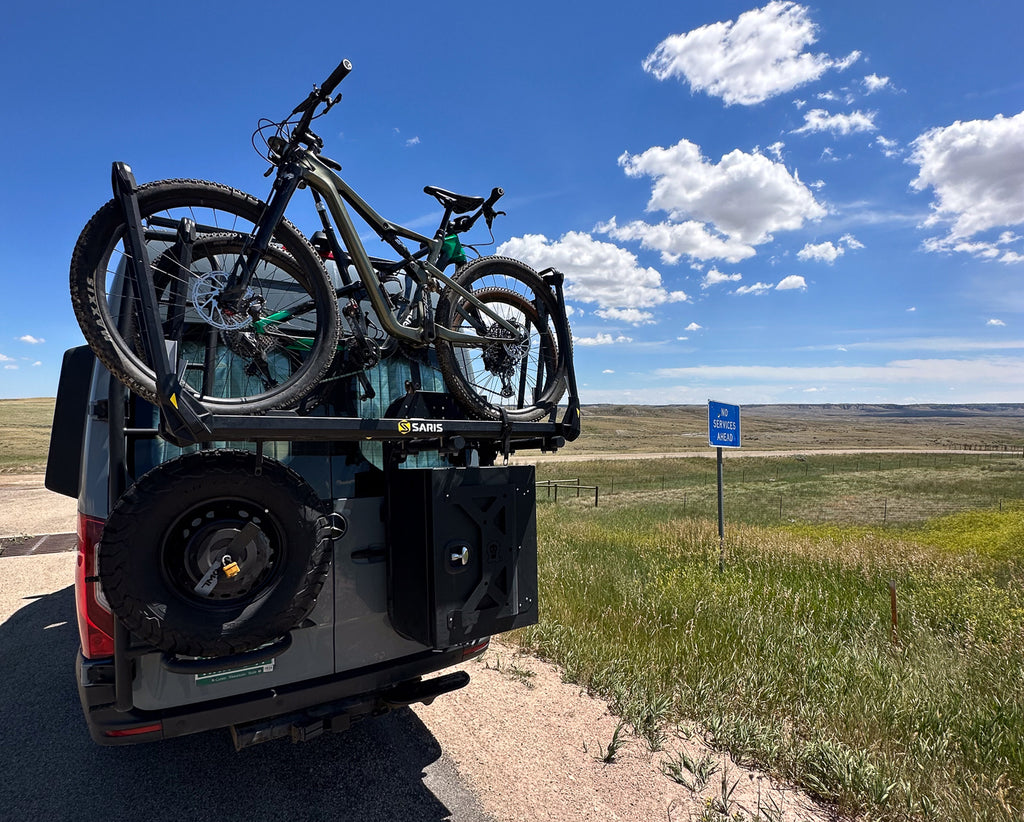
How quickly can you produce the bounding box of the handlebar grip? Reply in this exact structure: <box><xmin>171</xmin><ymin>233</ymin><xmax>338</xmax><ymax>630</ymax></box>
<box><xmin>321</xmin><ymin>59</ymin><xmax>353</xmax><ymax>96</ymax></box>
<box><xmin>484</xmin><ymin>187</ymin><xmax>504</xmax><ymax>208</ymax></box>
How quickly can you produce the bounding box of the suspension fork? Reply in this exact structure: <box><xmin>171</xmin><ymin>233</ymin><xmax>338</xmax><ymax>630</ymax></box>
<box><xmin>222</xmin><ymin>165</ymin><xmax>304</xmax><ymax>300</ymax></box>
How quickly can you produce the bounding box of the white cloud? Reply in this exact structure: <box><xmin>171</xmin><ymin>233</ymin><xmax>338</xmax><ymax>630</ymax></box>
<box><xmin>701</xmin><ymin>268</ymin><xmax>743</xmax><ymax>288</ymax></box>
<box><xmin>497</xmin><ymin>232</ymin><xmax>687</xmax><ymax>316</ymax></box>
<box><xmin>793</xmin><ymin>108</ymin><xmax>877</xmax><ymax>135</ymax></box>
<box><xmin>833</xmin><ymin>52</ymin><xmax>862</xmax><ymax>71</ymax></box>
<box><xmin>0</xmin><ymin>353</ymin><xmax>12</xmax><ymax>362</ymax></box>
<box><xmin>863</xmin><ymin>73</ymin><xmax>891</xmax><ymax>93</ymax></box>
<box><xmin>797</xmin><ymin>234</ymin><xmax>862</xmax><ymax>263</ymax></box>
<box><xmin>4</xmin><ymin>364</ymin><xmax>17</xmax><ymax>370</ymax></box>
<box><xmin>651</xmin><ymin>358</ymin><xmax>1024</xmax><ymax>392</ymax></box>
<box><xmin>405</xmin><ymin>136</ymin><xmax>421</xmax><ymax>147</ymax></box>
<box><xmin>574</xmin><ymin>333</ymin><xmax>633</xmax><ymax>346</ymax></box>
<box><xmin>910</xmin><ymin>111</ymin><xmax>1024</xmax><ymax>242</ymax></box>
<box><xmin>875</xmin><ymin>135</ymin><xmax>900</xmax><ymax>157</ymax></box>
<box><xmin>987</xmin><ymin>318</ymin><xmax>1006</xmax><ymax>327</ymax></box>
<box><xmin>595</xmin><ymin>307</ymin><xmax>656</xmax><ymax>325</ymax></box>
<box><xmin>729</xmin><ymin>273</ymin><xmax>809</xmax><ymax>294</ymax></box>
<box><xmin>602</xmin><ymin>369</ymin><xmax>615</xmax><ymax>374</ymax></box>
<box><xmin>617</xmin><ymin>139</ymin><xmax>826</xmax><ymax>248</ymax></box>
<box><xmin>776</xmin><ymin>274</ymin><xmax>808</xmax><ymax>290</ymax></box>
<box><xmin>803</xmin><ymin>336</ymin><xmax>1024</xmax><ymax>353</ymax></box>
<box><xmin>685</xmin><ymin>322</ymin><xmax>703</xmax><ymax>331</ymax></box>
<box><xmin>798</xmin><ymin>240</ymin><xmax>843</xmax><ymax>263</ymax></box>
<box><xmin>597</xmin><ymin>217</ymin><xmax>755</xmax><ymax>264</ymax></box>
<box><xmin>921</xmin><ymin>230</ymin><xmax>1024</xmax><ymax>263</ymax></box>
<box><xmin>32</xmin><ymin>361</ymin><xmax>42</xmax><ymax>367</ymax></box>
<box><xmin>734</xmin><ymin>282</ymin><xmax>772</xmax><ymax>295</ymax></box>
<box><xmin>642</xmin><ymin>1</ymin><xmax>860</xmax><ymax>106</ymax></box>
<box><xmin>907</xmin><ymin>307</ymin><xmax>917</xmax><ymax>312</ymax></box>
<box><xmin>18</xmin><ymin>335</ymin><xmax>44</xmax><ymax>344</ymax></box>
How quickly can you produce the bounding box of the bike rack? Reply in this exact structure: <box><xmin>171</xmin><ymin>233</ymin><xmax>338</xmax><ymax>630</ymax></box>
<box><xmin>111</xmin><ymin>160</ymin><xmax>582</xmax><ymax>459</ymax></box>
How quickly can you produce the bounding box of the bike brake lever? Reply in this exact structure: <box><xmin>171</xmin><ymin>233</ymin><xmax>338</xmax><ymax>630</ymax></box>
<box><xmin>484</xmin><ymin>209</ymin><xmax>506</xmax><ymax>230</ymax></box>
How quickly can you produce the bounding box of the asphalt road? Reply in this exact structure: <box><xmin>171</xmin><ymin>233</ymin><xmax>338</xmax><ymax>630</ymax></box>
<box><xmin>0</xmin><ymin>554</ymin><xmax>495</xmax><ymax>822</ymax></box>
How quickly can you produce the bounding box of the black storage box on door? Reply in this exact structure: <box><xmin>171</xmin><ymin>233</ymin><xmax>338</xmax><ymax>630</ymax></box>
<box><xmin>385</xmin><ymin>466</ymin><xmax>538</xmax><ymax>648</ymax></box>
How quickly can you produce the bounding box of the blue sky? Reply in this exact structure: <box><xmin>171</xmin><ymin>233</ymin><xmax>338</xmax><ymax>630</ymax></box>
<box><xmin>2</xmin><ymin>1</ymin><xmax>1023</xmax><ymax>404</ymax></box>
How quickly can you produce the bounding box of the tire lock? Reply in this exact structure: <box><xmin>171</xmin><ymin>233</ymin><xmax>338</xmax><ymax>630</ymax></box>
<box><xmin>194</xmin><ymin>554</ymin><xmax>242</xmax><ymax>597</ymax></box>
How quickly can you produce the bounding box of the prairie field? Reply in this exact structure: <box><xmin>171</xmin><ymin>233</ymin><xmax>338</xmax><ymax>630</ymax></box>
<box><xmin>521</xmin><ymin>455</ymin><xmax>1024</xmax><ymax>821</ymax></box>
<box><xmin>574</xmin><ymin>403</ymin><xmax>1024</xmax><ymax>454</ymax></box>
<box><xmin>0</xmin><ymin>398</ymin><xmax>55</xmax><ymax>472</ymax></box>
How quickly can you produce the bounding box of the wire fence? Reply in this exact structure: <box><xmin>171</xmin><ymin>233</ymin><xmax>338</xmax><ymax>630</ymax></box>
<box><xmin>536</xmin><ymin>451</ymin><xmax>1024</xmax><ymax>525</ymax></box>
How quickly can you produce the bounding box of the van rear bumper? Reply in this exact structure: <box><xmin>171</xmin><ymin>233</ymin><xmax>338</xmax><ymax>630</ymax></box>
<box><xmin>76</xmin><ymin>642</ymin><xmax>486</xmax><ymax>746</ymax></box>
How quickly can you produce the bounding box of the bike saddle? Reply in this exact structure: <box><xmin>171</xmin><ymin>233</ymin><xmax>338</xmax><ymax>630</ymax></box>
<box><xmin>423</xmin><ymin>186</ymin><xmax>484</xmax><ymax>214</ymax></box>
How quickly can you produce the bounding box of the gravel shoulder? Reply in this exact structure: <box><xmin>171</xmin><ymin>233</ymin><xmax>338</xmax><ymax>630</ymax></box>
<box><xmin>0</xmin><ymin>472</ymin><xmax>77</xmax><ymax>539</ymax></box>
<box><xmin>417</xmin><ymin>642</ymin><xmax>834</xmax><ymax>821</ymax></box>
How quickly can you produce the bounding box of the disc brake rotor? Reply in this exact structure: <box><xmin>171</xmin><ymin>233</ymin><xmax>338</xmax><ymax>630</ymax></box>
<box><xmin>189</xmin><ymin>270</ymin><xmax>255</xmax><ymax>331</ymax></box>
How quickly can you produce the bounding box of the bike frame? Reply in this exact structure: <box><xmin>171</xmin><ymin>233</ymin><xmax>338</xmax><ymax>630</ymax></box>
<box><xmin>245</xmin><ymin>149</ymin><xmax>523</xmax><ymax>348</ymax></box>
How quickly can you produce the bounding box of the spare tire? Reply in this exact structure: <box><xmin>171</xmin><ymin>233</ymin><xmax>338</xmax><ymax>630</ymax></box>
<box><xmin>99</xmin><ymin>449</ymin><xmax>332</xmax><ymax>658</ymax></box>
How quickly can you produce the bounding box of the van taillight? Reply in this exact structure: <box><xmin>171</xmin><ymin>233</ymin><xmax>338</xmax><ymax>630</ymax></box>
<box><xmin>462</xmin><ymin>639</ymin><xmax>490</xmax><ymax>660</ymax></box>
<box><xmin>76</xmin><ymin>514</ymin><xmax>115</xmax><ymax>659</ymax></box>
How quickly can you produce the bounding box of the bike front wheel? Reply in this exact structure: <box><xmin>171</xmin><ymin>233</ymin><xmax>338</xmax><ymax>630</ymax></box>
<box><xmin>435</xmin><ymin>256</ymin><xmax>571</xmax><ymax>422</ymax></box>
<box><xmin>70</xmin><ymin>179</ymin><xmax>340</xmax><ymax>413</ymax></box>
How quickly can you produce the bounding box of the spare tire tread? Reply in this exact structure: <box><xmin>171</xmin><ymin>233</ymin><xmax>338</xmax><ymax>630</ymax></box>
<box><xmin>99</xmin><ymin>450</ymin><xmax>332</xmax><ymax>658</ymax></box>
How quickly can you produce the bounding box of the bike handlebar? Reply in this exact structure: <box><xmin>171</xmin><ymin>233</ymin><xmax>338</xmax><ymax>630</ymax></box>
<box><xmin>484</xmin><ymin>187</ymin><xmax>504</xmax><ymax>210</ymax></box>
<box><xmin>321</xmin><ymin>59</ymin><xmax>353</xmax><ymax>97</ymax></box>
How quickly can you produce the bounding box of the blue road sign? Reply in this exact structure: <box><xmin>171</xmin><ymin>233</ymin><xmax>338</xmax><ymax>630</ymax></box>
<box><xmin>708</xmin><ymin>401</ymin><xmax>741</xmax><ymax>448</ymax></box>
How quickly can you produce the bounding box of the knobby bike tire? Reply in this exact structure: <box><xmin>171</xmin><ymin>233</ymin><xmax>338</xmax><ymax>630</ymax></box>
<box><xmin>434</xmin><ymin>256</ymin><xmax>571</xmax><ymax>422</ymax></box>
<box><xmin>69</xmin><ymin>179</ymin><xmax>340</xmax><ymax>413</ymax></box>
<box><xmin>98</xmin><ymin>449</ymin><xmax>333</xmax><ymax>658</ymax></box>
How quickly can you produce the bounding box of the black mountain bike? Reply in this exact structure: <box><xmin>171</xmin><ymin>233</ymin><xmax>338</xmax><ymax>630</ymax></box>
<box><xmin>70</xmin><ymin>59</ymin><xmax>572</xmax><ymax>421</ymax></box>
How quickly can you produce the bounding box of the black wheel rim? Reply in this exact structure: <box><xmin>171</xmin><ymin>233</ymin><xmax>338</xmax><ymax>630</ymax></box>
<box><xmin>162</xmin><ymin>498</ymin><xmax>283</xmax><ymax>606</ymax></box>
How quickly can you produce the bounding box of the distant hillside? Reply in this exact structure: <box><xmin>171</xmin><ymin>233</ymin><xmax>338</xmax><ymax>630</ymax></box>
<box><xmin>576</xmin><ymin>404</ymin><xmax>1024</xmax><ymax>454</ymax></box>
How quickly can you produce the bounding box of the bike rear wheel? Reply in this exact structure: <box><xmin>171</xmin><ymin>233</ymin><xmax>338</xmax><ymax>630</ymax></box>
<box><xmin>70</xmin><ymin>179</ymin><xmax>340</xmax><ymax>413</ymax></box>
<box><xmin>435</xmin><ymin>256</ymin><xmax>571</xmax><ymax>422</ymax></box>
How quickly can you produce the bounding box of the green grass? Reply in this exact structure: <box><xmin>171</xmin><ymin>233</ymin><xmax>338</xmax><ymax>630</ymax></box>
<box><xmin>0</xmin><ymin>398</ymin><xmax>55</xmax><ymax>471</ymax></box>
<box><xmin>537</xmin><ymin>452</ymin><xmax>1024</xmax><ymax>525</ymax></box>
<box><xmin>514</xmin><ymin>472</ymin><xmax>1024</xmax><ymax>821</ymax></box>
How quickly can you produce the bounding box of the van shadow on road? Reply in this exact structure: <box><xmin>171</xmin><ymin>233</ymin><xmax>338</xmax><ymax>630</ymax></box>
<box><xmin>0</xmin><ymin>586</ymin><xmax>491</xmax><ymax>822</ymax></box>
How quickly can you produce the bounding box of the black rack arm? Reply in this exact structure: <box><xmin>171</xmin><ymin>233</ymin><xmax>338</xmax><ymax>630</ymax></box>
<box><xmin>539</xmin><ymin>267</ymin><xmax>581</xmax><ymax>442</ymax></box>
<box><xmin>110</xmin><ymin>162</ymin><xmax>213</xmax><ymax>448</ymax></box>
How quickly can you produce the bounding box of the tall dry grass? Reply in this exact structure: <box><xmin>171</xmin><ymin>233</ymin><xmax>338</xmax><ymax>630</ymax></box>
<box><xmin>515</xmin><ymin>500</ymin><xmax>1024</xmax><ymax>820</ymax></box>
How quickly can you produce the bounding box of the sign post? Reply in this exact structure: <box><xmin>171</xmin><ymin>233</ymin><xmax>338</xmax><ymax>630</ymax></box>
<box><xmin>708</xmin><ymin>401</ymin><xmax>741</xmax><ymax>572</ymax></box>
